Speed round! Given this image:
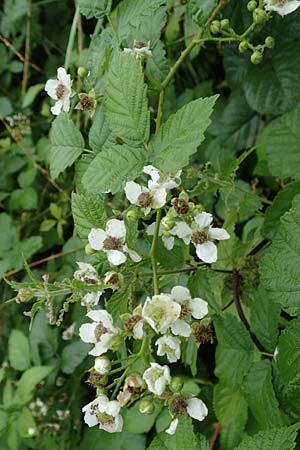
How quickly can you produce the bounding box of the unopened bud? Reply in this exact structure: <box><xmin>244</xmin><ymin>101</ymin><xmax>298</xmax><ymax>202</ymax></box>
<box><xmin>253</xmin><ymin>8</ymin><xmax>268</xmax><ymax>23</ymax></box>
<box><xmin>77</xmin><ymin>66</ymin><xmax>88</xmax><ymax>78</ymax></box>
<box><xmin>139</xmin><ymin>399</ymin><xmax>155</xmax><ymax>415</ymax></box>
<box><xmin>247</xmin><ymin>0</ymin><xmax>257</xmax><ymax>11</ymax></box>
<box><xmin>210</xmin><ymin>20</ymin><xmax>220</xmax><ymax>34</ymax></box>
<box><xmin>126</xmin><ymin>210</ymin><xmax>138</xmax><ymax>221</ymax></box>
<box><xmin>85</xmin><ymin>243</ymin><xmax>95</xmax><ymax>255</ymax></box>
<box><xmin>170</xmin><ymin>376</ymin><xmax>184</xmax><ymax>393</ymax></box>
<box><xmin>161</xmin><ymin>216</ymin><xmax>175</xmax><ymax>231</ymax></box>
<box><xmin>265</xmin><ymin>36</ymin><xmax>275</xmax><ymax>48</ymax></box>
<box><xmin>96</xmin><ymin>387</ymin><xmax>107</xmax><ymax>396</ymax></box>
<box><xmin>94</xmin><ymin>357</ymin><xmax>111</xmax><ymax>375</ymax></box>
<box><xmin>238</xmin><ymin>41</ymin><xmax>249</xmax><ymax>53</ymax></box>
<box><xmin>250</xmin><ymin>50</ymin><xmax>263</xmax><ymax>65</ymax></box>
<box><xmin>220</xmin><ymin>19</ymin><xmax>230</xmax><ymax>30</ymax></box>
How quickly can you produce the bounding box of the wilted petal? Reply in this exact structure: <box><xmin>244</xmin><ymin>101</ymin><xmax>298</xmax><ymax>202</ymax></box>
<box><xmin>124</xmin><ymin>245</ymin><xmax>142</xmax><ymax>262</ymax></box>
<box><xmin>50</xmin><ymin>100</ymin><xmax>63</xmax><ymax>115</ymax></box>
<box><xmin>195</xmin><ymin>241</ymin><xmax>217</xmax><ymax>263</ymax></box>
<box><xmin>166</xmin><ymin>418</ymin><xmax>178</xmax><ymax>435</ymax></box>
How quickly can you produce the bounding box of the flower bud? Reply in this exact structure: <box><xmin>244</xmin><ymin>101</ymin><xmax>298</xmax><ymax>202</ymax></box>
<box><xmin>126</xmin><ymin>210</ymin><xmax>139</xmax><ymax>221</ymax></box>
<box><xmin>94</xmin><ymin>357</ymin><xmax>111</xmax><ymax>375</ymax></box>
<box><xmin>77</xmin><ymin>66</ymin><xmax>88</xmax><ymax>78</ymax></box>
<box><xmin>85</xmin><ymin>243</ymin><xmax>95</xmax><ymax>255</ymax></box>
<box><xmin>170</xmin><ymin>376</ymin><xmax>184</xmax><ymax>393</ymax></box>
<box><xmin>161</xmin><ymin>216</ymin><xmax>175</xmax><ymax>231</ymax></box>
<box><xmin>247</xmin><ymin>0</ymin><xmax>257</xmax><ymax>11</ymax></box>
<box><xmin>220</xmin><ymin>19</ymin><xmax>230</xmax><ymax>30</ymax></box>
<box><xmin>250</xmin><ymin>50</ymin><xmax>263</xmax><ymax>65</ymax></box>
<box><xmin>96</xmin><ymin>387</ymin><xmax>107</xmax><ymax>396</ymax></box>
<box><xmin>178</xmin><ymin>191</ymin><xmax>189</xmax><ymax>202</ymax></box>
<box><xmin>238</xmin><ymin>41</ymin><xmax>249</xmax><ymax>53</ymax></box>
<box><xmin>139</xmin><ymin>399</ymin><xmax>155</xmax><ymax>415</ymax></box>
<box><xmin>210</xmin><ymin>20</ymin><xmax>220</xmax><ymax>34</ymax></box>
<box><xmin>253</xmin><ymin>8</ymin><xmax>268</xmax><ymax>23</ymax></box>
<box><xmin>265</xmin><ymin>36</ymin><xmax>275</xmax><ymax>48</ymax></box>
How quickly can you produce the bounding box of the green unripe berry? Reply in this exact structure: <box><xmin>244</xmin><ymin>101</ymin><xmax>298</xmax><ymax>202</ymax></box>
<box><xmin>77</xmin><ymin>66</ymin><xmax>88</xmax><ymax>78</ymax></box>
<box><xmin>253</xmin><ymin>8</ymin><xmax>268</xmax><ymax>23</ymax></box>
<box><xmin>139</xmin><ymin>399</ymin><xmax>155</xmax><ymax>415</ymax></box>
<box><xmin>250</xmin><ymin>50</ymin><xmax>263</xmax><ymax>65</ymax></box>
<box><xmin>85</xmin><ymin>243</ymin><xmax>95</xmax><ymax>255</ymax></box>
<box><xmin>126</xmin><ymin>209</ymin><xmax>138</xmax><ymax>221</ymax></box>
<box><xmin>220</xmin><ymin>18</ymin><xmax>230</xmax><ymax>30</ymax></box>
<box><xmin>210</xmin><ymin>20</ymin><xmax>221</xmax><ymax>34</ymax></box>
<box><xmin>170</xmin><ymin>376</ymin><xmax>184</xmax><ymax>393</ymax></box>
<box><xmin>238</xmin><ymin>41</ymin><xmax>249</xmax><ymax>53</ymax></box>
<box><xmin>247</xmin><ymin>0</ymin><xmax>257</xmax><ymax>11</ymax></box>
<box><xmin>265</xmin><ymin>36</ymin><xmax>275</xmax><ymax>48</ymax></box>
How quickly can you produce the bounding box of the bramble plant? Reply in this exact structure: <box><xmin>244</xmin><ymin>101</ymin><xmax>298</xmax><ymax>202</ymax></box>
<box><xmin>2</xmin><ymin>0</ymin><xmax>300</xmax><ymax>449</ymax></box>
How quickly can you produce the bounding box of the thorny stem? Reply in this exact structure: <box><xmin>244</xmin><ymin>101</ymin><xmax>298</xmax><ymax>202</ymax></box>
<box><xmin>64</xmin><ymin>5</ymin><xmax>80</xmax><ymax>71</ymax></box>
<box><xmin>22</xmin><ymin>0</ymin><xmax>32</xmax><ymax>95</ymax></box>
<box><xmin>149</xmin><ymin>209</ymin><xmax>162</xmax><ymax>295</ymax></box>
<box><xmin>232</xmin><ymin>269</ymin><xmax>267</xmax><ymax>353</ymax></box>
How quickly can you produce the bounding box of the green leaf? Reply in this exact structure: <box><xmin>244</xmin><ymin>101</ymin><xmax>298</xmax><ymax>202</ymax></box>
<box><xmin>260</xmin><ymin>193</ymin><xmax>300</xmax><ymax>315</ymax></box>
<box><xmin>214</xmin><ymin>384</ymin><xmax>248</xmax><ymax>450</ymax></box>
<box><xmin>105</xmin><ymin>52</ymin><xmax>150</xmax><ymax>144</ymax></box>
<box><xmin>9</xmin><ymin>187</ymin><xmax>38</xmax><ymax>210</ymax></box>
<box><xmin>89</xmin><ymin>104</ymin><xmax>111</xmax><ymax>153</ymax></box>
<box><xmin>40</xmin><ymin>219</ymin><xmax>56</xmax><ymax>232</ymax></box>
<box><xmin>258</xmin><ymin>105</ymin><xmax>300</xmax><ymax>180</ymax></box>
<box><xmin>243</xmin><ymin>360</ymin><xmax>286</xmax><ymax>429</ymax></box>
<box><xmin>147</xmin><ymin>416</ymin><xmax>200</xmax><ymax>450</ymax></box>
<box><xmin>14</xmin><ymin>366</ymin><xmax>53</xmax><ymax>404</ymax></box>
<box><xmin>71</xmin><ymin>192</ymin><xmax>107</xmax><ymax>241</ymax></box>
<box><xmin>8</xmin><ymin>329</ymin><xmax>30</xmax><ymax>371</ymax></box>
<box><xmin>150</xmin><ymin>95</ymin><xmax>218</xmax><ymax>173</ymax></box>
<box><xmin>214</xmin><ymin>314</ymin><xmax>254</xmax><ymax>388</ymax></box>
<box><xmin>78</xmin><ymin>0</ymin><xmax>112</xmax><ymax>19</ymax></box>
<box><xmin>17</xmin><ymin>407</ymin><xmax>36</xmax><ymax>438</ymax></box>
<box><xmin>106</xmin><ymin>288</ymin><xmax>130</xmax><ymax>323</ymax></box>
<box><xmin>124</xmin><ymin>400</ymin><xmax>163</xmax><ymax>434</ymax></box>
<box><xmin>82</xmin><ymin>144</ymin><xmax>146</xmax><ymax>194</ymax></box>
<box><xmin>22</xmin><ymin>83</ymin><xmax>44</xmax><ymax>108</ymax></box>
<box><xmin>79</xmin><ymin>428</ymin><xmax>146</xmax><ymax>450</ymax></box>
<box><xmin>29</xmin><ymin>310</ymin><xmax>58</xmax><ymax>365</ymax></box>
<box><xmin>277</xmin><ymin>319</ymin><xmax>300</xmax><ymax>387</ymax></box>
<box><xmin>61</xmin><ymin>340</ymin><xmax>90</xmax><ymax>374</ymax></box>
<box><xmin>49</xmin><ymin>113</ymin><xmax>85</xmax><ymax>179</ymax></box>
<box><xmin>244</xmin><ymin>41</ymin><xmax>300</xmax><ymax>115</ymax></box>
<box><xmin>233</xmin><ymin>424</ymin><xmax>299</xmax><ymax>450</ymax></box>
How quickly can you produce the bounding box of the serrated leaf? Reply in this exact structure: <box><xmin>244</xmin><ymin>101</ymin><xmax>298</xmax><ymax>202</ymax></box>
<box><xmin>78</xmin><ymin>0</ymin><xmax>111</xmax><ymax>19</ymax></box>
<box><xmin>243</xmin><ymin>360</ymin><xmax>286</xmax><ymax>429</ymax></box>
<box><xmin>260</xmin><ymin>193</ymin><xmax>300</xmax><ymax>315</ymax></box>
<box><xmin>49</xmin><ymin>113</ymin><xmax>85</xmax><ymax>179</ymax></box>
<box><xmin>14</xmin><ymin>366</ymin><xmax>53</xmax><ymax>404</ymax></box>
<box><xmin>214</xmin><ymin>384</ymin><xmax>248</xmax><ymax>450</ymax></box>
<box><xmin>233</xmin><ymin>424</ymin><xmax>299</xmax><ymax>450</ymax></box>
<box><xmin>61</xmin><ymin>340</ymin><xmax>90</xmax><ymax>374</ymax></box>
<box><xmin>8</xmin><ymin>329</ymin><xmax>30</xmax><ymax>371</ymax></box>
<box><xmin>105</xmin><ymin>52</ymin><xmax>150</xmax><ymax>144</ymax></box>
<box><xmin>82</xmin><ymin>144</ymin><xmax>146</xmax><ymax>194</ymax></box>
<box><xmin>258</xmin><ymin>105</ymin><xmax>300</xmax><ymax>181</ymax></box>
<box><xmin>150</xmin><ymin>95</ymin><xmax>218</xmax><ymax>173</ymax></box>
<box><xmin>71</xmin><ymin>192</ymin><xmax>107</xmax><ymax>241</ymax></box>
<box><xmin>277</xmin><ymin>319</ymin><xmax>300</xmax><ymax>386</ymax></box>
<box><xmin>147</xmin><ymin>416</ymin><xmax>200</xmax><ymax>450</ymax></box>
<box><xmin>214</xmin><ymin>314</ymin><xmax>254</xmax><ymax>388</ymax></box>
<box><xmin>89</xmin><ymin>104</ymin><xmax>111</xmax><ymax>153</ymax></box>
<box><xmin>106</xmin><ymin>288</ymin><xmax>130</xmax><ymax>323</ymax></box>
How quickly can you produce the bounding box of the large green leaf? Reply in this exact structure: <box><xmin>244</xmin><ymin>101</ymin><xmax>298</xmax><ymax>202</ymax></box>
<box><xmin>150</xmin><ymin>95</ymin><xmax>218</xmax><ymax>173</ymax></box>
<box><xmin>78</xmin><ymin>0</ymin><xmax>111</xmax><ymax>19</ymax></box>
<box><xmin>49</xmin><ymin>113</ymin><xmax>85</xmax><ymax>179</ymax></box>
<box><xmin>214</xmin><ymin>314</ymin><xmax>254</xmax><ymax>388</ymax></box>
<box><xmin>258</xmin><ymin>105</ymin><xmax>300</xmax><ymax>180</ymax></box>
<box><xmin>260</xmin><ymin>193</ymin><xmax>300</xmax><ymax>315</ymax></box>
<box><xmin>88</xmin><ymin>104</ymin><xmax>111</xmax><ymax>153</ymax></box>
<box><xmin>82</xmin><ymin>144</ymin><xmax>146</xmax><ymax>194</ymax></box>
<box><xmin>61</xmin><ymin>340</ymin><xmax>90</xmax><ymax>374</ymax></box>
<box><xmin>71</xmin><ymin>192</ymin><xmax>107</xmax><ymax>241</ymax></box>
<box><xmin>233</xmin><ymin>425</ymin><xmax>299</xmax><ymax>450</ymax></box>
<box><xmin>8</xmin><ymin>329</ymin><xmax>30</xmax><ymax>371</ymax></box>
<box><xmin>105</xmin><ymin>52</ymin><xmax>150</xmax><ymax>144</ymax></box>
<box><xmin>14</xmin><ymin>366</ymin><xmax>53</xmax><ymax>404</ymax></box>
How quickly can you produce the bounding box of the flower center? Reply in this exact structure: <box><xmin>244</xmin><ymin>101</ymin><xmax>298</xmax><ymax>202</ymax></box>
<box><xmin>172</xmin><ymin>198</ymin><xmax>189</xmax><ymax>215</ymax></box>
<box><xmin>80</xmin><ymin>95</ymin><xmax>94</xmax><ymax>111</ymax></box>
<box><xmin>125</xmin><ymin>315</ymin><xmax>142</xmax><ymax>334</ymax></box>
<box><xmin>191</xmin><ymin>230</ymin><xmax>208</xmax><ymax>245</ymax></box>
<box><xmin>55</xmin><ymin>83</ymin><xmax>66</xmax><ymax>99</ymax></box>
<box><xmin>180</xmin><ymin>302</ymin><xmax>191</xmax><ymax>318</ymax></box>
<box><xmin>95</xmin><ymin>323</ymin><xmax>109</xmax><ymax>341</ymax></box>
<box><xmin>138</xmin><ymin>192</ymin><xmax>153</xmax><ymax>208</ymax></box>
<box><xmin>193</xmin><ymin>324</ymin><xmax>214</xmax><ymax>345</ymax></box>
<box><xmin>97</xmin><ymin>412</ymin><xmax>115</xmax><ymax>425</ymax></box>
<box><xmin>103</xmin><ymin>235</ymin><xmax>122</xmax><ymax>251</ymax></box>
<box><xmin>273</xmin><ymin>0</ymin><xmax>287</xmax><ymax>5</ymax></box>
<box><xmin>169</xmin><ymin>397</ymin><xmax>187</xmax><ymax>416</ymax></box>
<box><xmin>134</xmin><ymin>41</ymin><xmax>146</xmax><ymax>49</ymax></box>
<box><xmin>87</xmin><ymin>369</ymin><xmax>106</xmax><ymax>387</ymax></box>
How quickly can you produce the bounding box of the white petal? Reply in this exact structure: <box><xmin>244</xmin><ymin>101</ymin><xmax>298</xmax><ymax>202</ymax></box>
<box><xmin>171</xmin><ymin>222</ymin><xmax>192</xmax><ymax>242</ymax></box>
<box><xmin>143</xmin><ymin>165</ymin><xmax>159</xmax><ymax>182</ymax></box>
<box><xmin>194</xmin><ymin>212</ymin><xmax>213</xmax><ymax>228</ymax></box>
<box><xmin>88</xmin><ymin>334</ymin><xmax>113</xmax><ymax>356</ymax></box>
<box><xmin>124</xmin><ymin>244</ymin><xmax>142</xmax><ymax>262</ymax></box>
<box><xmin>62</xmin><ymin>95</ymin><xmax>71</xmax><ymax>113</ymax></box>
<box><xmin>208</xmin><ymin>227</ymin><xmax>230</xmax><ymax>241</ymax></box>
<box><xmin>171</xmin><ymin>286</ymin><xmax>191</xmax><ymax>303</ymax></box>
<box><xmin>162</xmin><ymin>235</ymin><xmax>174</xmax><ymax>250</ymax></box>
<box><xmin>103</xmin><ymin>400</ymin><xmax>120</xmax><ymax>417</ymax></box>
<box><xmin>81</xmin><ymin>292</ymin><xmax>102</xmax><ymax>307</ymax></box>
<box><xmin>82</xmin><ymin>400</ymin><xmax>99</xmax><ymax>427</ymax></box>
<box><xmin>45</xmin><ymin>79</ymin><xmax>58</xmax><ymax>99</ymax></box>
<box><xmin>146</xmin><ymin>222</ymin><xmax>156</xmax><ymax>236</ymax></box>
<box><xmin>87</xmin><ymin>309</ymin><xmax>114</xmax><ymax>329</ymax></box>
<box><xmin>94</xmin><ymin>357</ymin><xmax>111</xmax><ymax>374</ymax></box>
<box><xmin>171</xmin><ymin>319</ymin><xmax>191</xmax><ymax>337</ymax></box>
<box><xmin>189</xmin><ymin>298</ymin><xmax>208</xmax><ymax>319</ymax></box>
<box><xmin>186</xmin><ymin>398</ymin><xmax>208</xmax><ymax>422</ymax></box>
<box><xmin>195</xmin><ymin>241</ymin><xmax>217</xmax><ymax>263</ymax></box>
<box><xmin>133</xmin><ymin>320</ymin><xmax>144</xmax><ymax>339</ymax></box>
<box><xmin>166</xmin><ymin>418</ymin><xmax>178</xmax><ymax>435</ymax></box>
<box><xmin>57</xmin><ymin>67</ymin><xmax>71</xmax><ymax>87</ymax></box>
<box><xmin>88</xmin><ymin>228</ymin><xmax>106</xmax><ymax>250</ymax></box>
<box><xmin>107</xmin><ymin>249</ymin><xmax>127</xmax><ymax>266</ymax></box>
<box><xmin>106</xmin><ymin>219</ymin><xmax>126</xmax><ymax>239</ymax></box>
<box><xmin>125</xmin><ymin>181</ymin><xmax>142</xmax><ymax>204</ymax></box>
<box><xmin>151</xmin><ymin>188</ymin><xmax>167</xmax><ymax>209</ymax></box>
<box><xmin>100</xmin><ymin>414</ymin><xmax>123</xmax><ymax>433</ymax></box>
<box><xmin>50</xmin><ymin>100</ymin><xmax>63</xmax><ymax>115</ymax></box>
<box><xmin>79</xmin><ymin>323</ymin><xmax>97</xmax><ymax>343</ymax></box>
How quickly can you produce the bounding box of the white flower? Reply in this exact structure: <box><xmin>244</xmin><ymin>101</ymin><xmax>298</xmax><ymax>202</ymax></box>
<box><xmin>29</xmin><ymin>398</ymin><xmax>48</xmax><ymax>417</ymax></box>
<box><xmin>156</xmin><ymin>335</ymin><xmax>181</xmax><ymax>363</ymax></box>
<box><xmin>142</xmin><ymin>294</ymin><xmax>181</xmax><ymax>334</ymax></box>
<box><xmin>146</xmin><ymin>222</ymin><xmax>175</xmax><ymax>250</ymax></box>
<box><xmin>74</xmin><ymin>262</ymin><xmax>100</xmax><ymax>284</ymax></box>
<box><xmin>88</xmin><ymin>219</ymin><xmax>141</xmax><ymax>266</ymax></box>
<box><xmin>94</xmin><ymin>357</ymin><xmax>111</xmax><ymax>375</ymax></box>
<box><xmin>171</xmin><ymin>286</ymin><xmax>208</xmax><ymax>320</ymax></box>
<box><xmin>82</xmin><ymin>395</ymin><xmax>123</xmax><ymax>433</ymax></box>
<box><xmin>79</xmin><ymin>310</ymin><xmax>119</xmax><ymax>356</ymax></box>
<box><xmin>117</xmin><ymin>375</ymin><xmax>143</xmax><ymax>406</ymax></box>
<box><xmin>45</xmin><ymin>67</ymin><xmax>72</xmax><ymax>115</ymax></box>
<box><xmin>264</xmin><ymin>0</ymin><xmax>300</xmax><ymax>15</ymax></box>
<box><xmin>165</xmin><ymin>418</ymin><xmax>178</xmax><ymax>435</ymax></box>
<box><xmin>143</xmin><ymin>362</ymin><xmax>171</xmax><ymax>396</ymax></box>
<box><xmin>186</xmin><ymin>397</ymin><xmax>208</xmax><ymax>422</ymax></box>
<box><xmin>27</xmin><ymin>427</ymin><xmax>36</xmax><ymax>437</ymax></box>
<box><xmin>125</xmin><ymin>181</ymin><xmax>167</xmax><ymax>214</ymax></box>
<box><xmin>81</xmin><ymin>291</ymin><xmax>102</xmax><ymax>308</ymax></box>
<box><xmin>62</xmin><ymin>322</ymin><xmax>76</xmax><ymax>340</ymax></box>
<box><xmin>123</xmin><ymin>40</ymin><xmax>152</xmax><ymax>58</ymax></box>
<box><xmin>143</xmin><ymin>165</ymin><xmax>181</xmax><ymax>192</ymax></box>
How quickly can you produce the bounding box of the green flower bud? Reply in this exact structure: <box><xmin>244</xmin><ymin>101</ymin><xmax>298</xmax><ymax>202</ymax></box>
<box><xmin>77</xmin><ymin>66</ymin><xmax>88</xmax><ymax>78</ymax></box>
<box><xmin>250</xmin><ymin>50</ymin><xmax>263</xmax><ymax>65</ymax></box>
<box><xmin>178</xmin><ymin>191</ymin><xmax>189</xmax><ymax>202</ymax></box>
<box><xmin>265</xmin><ymin>36</ymin><xmax>275</xmax><ymax>48</ymax></box>
<box><xmin>210</xmin><ymin>20</ymin><xmax>220</xmax><ymax>34</ymax></box>
<box><xmin>85</xmin><ymin>243</ymin><xmax>95</xmax><ymax>255</ymax></box>
<box><xmin>253</xmin><ymin>8</ymin><xmax>268</xmax><ymax>24</ymax></box>
<box><xmin>139</xmin><ymin>399</ymin><xmax>155</xmax><ymax>415</ymax></box>
<box><xmin>126</xmin><ymin>209</ymin><xmax>139</xmax><ymax>221</ymax></box>
<box><xmin>96</xmin><ymin>387</ymin><xmax>107</xmax><ymax>396</ymax></box>
<box><xmin>247</xmin><ymin>0</ymin><xmax>257</xmax><ymax>11</ymax></box>
<box><xmin>220</xmin><ymin>18</ymin><xmax>230</xmax><ymax>30</ymax></box>
<box><xmin>238</xmin><ymin>40</ymin><xmax>249</xmax><ymax>53</ymax></box>
<box><xmin>170</xmin><ymin>376</ymin><xmax>184</xmax><ymax>393</ymax></box>
<box><xmin>161</xmin><ymin>216</ymin><xmax>175</xmax><ymax>231</ymax></box>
